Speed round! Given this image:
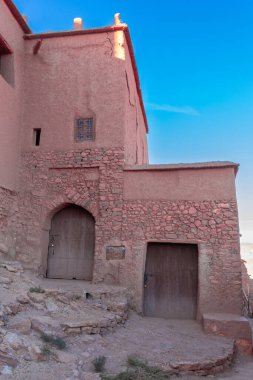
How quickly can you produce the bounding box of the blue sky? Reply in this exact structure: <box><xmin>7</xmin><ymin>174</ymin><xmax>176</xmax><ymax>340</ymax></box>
<box><xmin>15</xmin><ymin>0</ymin><xmax>253</xmax><ymax>243</ymax></box>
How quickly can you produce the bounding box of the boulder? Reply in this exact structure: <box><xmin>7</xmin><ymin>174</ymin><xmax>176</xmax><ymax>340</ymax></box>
<box><xmin>9</xmin><ymin>319</ymin><xmax>31</xmax><ymax>335</ymax></box>
<box><xmin>9</xmin><ymin>303</ymin><xmax>22</xmax><ymax>315</ymax></box>
<box><xmin>54</xmin><ymin>350</ymin><xmax>76</xmax><ymax>364</ymax></box>
<box><xmin>45</xmin><ymin>298</ymin><xmax>59</xmax><ymax>312</ymax></box>
<box><xmin>0</xmin><ymin>264</ymin><xmax>17</xmax><ymax>273</ymax></box>
<box><xmin>3</xmin><ymin>333</ymin><xmax>23</xmax><ymax>350</ymax></box>
<box><xmin>28</xmin><ymin>345</ymin><xmax>45</xmax><ymax>361</ymax></box>
<box><xmin>0</xmin><ymin>277</ymin><xmax>12</xmax><ymax>285</ymax></box>
<box><xmin>16</xmin><ymin>295</ymin><xmax>30</xmax><ymax>305</ymax></box>
<box><xmin>31</xmin><ymin>315</ymin><xmax>61</xmax><ymax>336</ymax></box>
<box><xmin>28</xmin><ymin>292</ymin><xmax>46</xmax><ymax>304</ymax></box>
<box><xmin>0</xmin><ymin>354</ymin><xmax>18</xmax><ymax>368</ymax></box>
<box><xmin>0</xmin><ymin>243</ymin><xmax>8</xmax><ymax>255</ymax></box>
<box><xmin>1</xmin><ymin>365</ymin><xmax>13</xmax><ymax>375</ymax></box>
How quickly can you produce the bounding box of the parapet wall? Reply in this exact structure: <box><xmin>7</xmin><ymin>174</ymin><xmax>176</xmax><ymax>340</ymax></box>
<box><xmin>123</xmin><ymin>164</ymin><xmax>237</xmax><ymax>201</ymax></box>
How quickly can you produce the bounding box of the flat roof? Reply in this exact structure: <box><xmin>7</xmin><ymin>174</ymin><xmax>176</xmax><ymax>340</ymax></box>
<box><xmin>124</xmin><ymin>161</ymin><xmax>239</xmax><ymax>175</ymax></box>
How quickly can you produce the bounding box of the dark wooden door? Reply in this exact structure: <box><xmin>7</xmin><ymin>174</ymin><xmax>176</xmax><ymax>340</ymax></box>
<box><xmin>144</xmin><ymin>243</ymin><xmax>198</xmax><ymax>319</ymax></box>
<box><xmin>47</xmin><ymin>205</ymin><xmax>95</xmax><ymax>280</ymax></box>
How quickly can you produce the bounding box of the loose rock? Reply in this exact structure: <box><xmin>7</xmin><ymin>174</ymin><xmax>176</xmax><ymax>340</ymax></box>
<box><xmin>8</xmin><ymin>319</ymin><xmax>31</xmax><ymax>335</ymax></box>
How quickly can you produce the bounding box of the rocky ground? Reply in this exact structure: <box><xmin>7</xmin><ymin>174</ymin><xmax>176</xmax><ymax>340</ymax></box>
<box><xmin>0</xmin><ymin>258</ymin><xmax>252</xmax><ymax>380</ymax></box>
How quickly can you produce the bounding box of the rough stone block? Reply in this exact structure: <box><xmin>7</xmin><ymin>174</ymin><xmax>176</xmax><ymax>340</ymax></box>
<box><xmin>9</xmin><ymin>319</ymin><xmax>31</xmax><ymax>335</ymax></box>
<box><xmin>0</xmin><ymin>243</ymin><xmax>8</xmax><ymax>255</ymax></box>
<box><xmin>203</xmin><ymin>313</ymin><xmax>252</xmax><ymax>341</ymax></box>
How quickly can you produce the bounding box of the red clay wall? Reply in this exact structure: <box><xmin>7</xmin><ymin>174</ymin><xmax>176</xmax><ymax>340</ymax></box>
<box><xmin>22</xmin><ymin>32</ymin><xmax>126</xmax><ymax>152</ymax></box>
<box><xmin>0</xmin><ymin>10</ymin><xmax>242</xmax><ymax>318</ymax></box>
<box><xmin>7</xmin><ymin>150</ymin><xmax>242</xmax><ymax>317</ymax></box>
<box><xmin>0</xmin><ymin>0</ymin><xmax>26</xmax><ymax>256</ymax></box>
<box><xmin>123</xmin><ymin>166</ymin><xmax>237</xmax><ymax>201</ymax></box>
<box><xmin>123</xmin><ymin>39</ymin><xmax>148</xmax><ymax>165</ymax></box>
<box><xmin>15</xmin><ymin>148</ymin><xmax>125</xmax><ymax>272</ymax></box>
<box><xmin>0</xmin><ymin>0</ymin><xmax>25</xmax><ymax>191</ymax></box>
<box><xmin>109</xmin><ymin>166</ymin><xmax>242</xmax><ymax>315</ymax></box>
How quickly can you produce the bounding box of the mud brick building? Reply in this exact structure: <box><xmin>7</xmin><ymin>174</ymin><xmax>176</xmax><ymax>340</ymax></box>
<box><xmin>0</xmin><ymin>0</ymin><xmax>243</xmax><ymax>320</ymax></box>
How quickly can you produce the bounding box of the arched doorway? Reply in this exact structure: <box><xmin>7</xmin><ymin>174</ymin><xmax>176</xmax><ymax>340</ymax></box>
<box><xmin>46</xmin><ymin>205</ymin><xmax>95</xmax><ymax>280</ymax></box>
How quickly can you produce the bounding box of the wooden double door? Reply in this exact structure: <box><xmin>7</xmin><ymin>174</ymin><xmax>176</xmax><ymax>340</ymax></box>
<box><xmin>144</xmin><ymin>243</ymin><xmax>198</xmax><ymax>319</ymax></box>
<box><xmin>47</xmin><ymin>205</ymin><xmax>95</xmax><ymax>280</ymax></box>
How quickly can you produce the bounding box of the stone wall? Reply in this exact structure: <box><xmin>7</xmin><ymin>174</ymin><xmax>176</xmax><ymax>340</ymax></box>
<box><xmin>0</xmin><ymin>186</ymin><xmax>18</xmax><ymax>257</ymax></box>
<box><xmin>1</xmin><ymin>148</ymin><xmax>242</xmax><ymax>318</ymax></box>
<box><xmin>14</xmin><ymin>148</ymin><xmax>125</xmax><ymax>273</ymax></box>
<box><xmin>99</xmin><ymin>198</ymin><xmax>241</xmax><ymax>316</ymax></box>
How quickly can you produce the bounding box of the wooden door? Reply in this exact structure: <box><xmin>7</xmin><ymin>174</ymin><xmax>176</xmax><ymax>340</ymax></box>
<box><xmin>144</xmin><ymin>243</ymin><xmax>198</xmax><ymax>319</ymax></box>
<box><xmin>47</xmin><ymin>205</ymin><xmax>95</xmax><ymax>280</ymax></box>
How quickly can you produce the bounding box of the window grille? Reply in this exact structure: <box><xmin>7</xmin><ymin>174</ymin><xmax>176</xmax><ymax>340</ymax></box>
<box><xmin>75</xmin><ymin>118</ymin><xmax>94</xmax><ymax>142</ymax></box>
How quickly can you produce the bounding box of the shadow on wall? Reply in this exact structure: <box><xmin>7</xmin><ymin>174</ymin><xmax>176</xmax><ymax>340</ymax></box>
<box><xmin>0</xmin><ymin>54</ymin><xmax>15</xmax><ymax>87</ymax></box>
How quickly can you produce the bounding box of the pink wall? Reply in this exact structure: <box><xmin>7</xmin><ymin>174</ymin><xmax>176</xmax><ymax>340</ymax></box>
<box><xmin>0</xmin><ymin>4</ymin><xmax>242</xmax><ymax>316</ymax></box>
<box><xmin>123</xmin><ymin>39</ymin><xmax>148</xmax><ymax>165</ymax></box>
<box><xmin>123</xmin><ymin>166</ymin><xmax>237</xmax><ymax>201</ymax></box>
<box><xmin>22</xmin><ymin>32</ymin><xmax>126</xmax><ymax>152</ymax></box>
<box><xmin>0</xmin><ymin>0</ymin><xmax>25</xmax><ymax>190</ymax></box>
<box><xmin>21</xmin><ymin>30</ymin><xmax>148</xmax><ymax>162</ymax></box>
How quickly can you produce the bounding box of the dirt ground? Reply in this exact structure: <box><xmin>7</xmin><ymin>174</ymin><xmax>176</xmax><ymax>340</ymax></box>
<box><xmin>0</xmin><ymin>258</ymin><xmax>252</xmax><ymax>380</ymax></box>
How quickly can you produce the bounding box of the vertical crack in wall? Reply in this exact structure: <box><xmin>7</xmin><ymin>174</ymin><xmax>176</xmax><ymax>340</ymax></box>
<box><xmin>135</xmin><ymin>95</ymin><xmax>139</xmax><ymax>164</ymax></box>
<box><xmin>125</xmin><ymin>71</ymin><xmax>135</xmax><ymax>107</ymax></box>
<box><xmin>104</xmin><ymin>33</ymin><xmax>113</xmax><ymax>57</ymax></box>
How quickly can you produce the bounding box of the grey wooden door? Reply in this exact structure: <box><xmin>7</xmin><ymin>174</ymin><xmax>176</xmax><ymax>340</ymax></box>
<box><xmin>144</xmin><ymin>243</ymin><xmax>198</xmax><ymax>319</ymax></box>
<box><xmin>47</xmin><ymin>205</ymin><xmax>95</xmax><ymax>280</ymax></box>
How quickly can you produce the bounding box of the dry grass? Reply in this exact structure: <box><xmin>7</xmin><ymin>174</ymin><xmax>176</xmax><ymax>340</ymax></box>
<box><xmin>40</xmin><ymin>333</ymin><xmax>66</xmax><ymax>350</ymax></box>
<box><xmin>29</xmin><ymin>286</ymin><xmax>45</xmax><ymax>294</ymax></box>
<box><xmin>102</xmin><ymin>355</ymin><xmax>178</xmax><ymax>380</ymax></box>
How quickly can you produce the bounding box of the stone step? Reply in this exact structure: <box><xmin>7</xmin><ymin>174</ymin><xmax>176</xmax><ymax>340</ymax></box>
<box><xmin>23</xmin><ymin>285</ymin><xmax>129</xmax><ymax>336</ymax></box>
<box><xmin>203</xmin><ymin>313</ymin><xmax>252</xmax><ymax>340</ymax></box>
<box><xmin>203</xmin><ymin>312</ymin><xmax>253</xmax><ymax>355</ymax></box>
<box><xmin>37</xmin><ymin>277</ymin><xmax>132</xmax><ymax>303</ymax></box>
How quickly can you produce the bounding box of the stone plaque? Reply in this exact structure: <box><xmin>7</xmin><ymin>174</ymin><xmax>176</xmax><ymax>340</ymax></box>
<box><xmin>106</xmin><ymin>246</ymin><xmax>126</xmax><ymax>260</ymax></box>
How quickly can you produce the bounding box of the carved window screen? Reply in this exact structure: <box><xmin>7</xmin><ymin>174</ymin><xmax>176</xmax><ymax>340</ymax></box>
<box><xmin>75</xmin><ymin>118</ymin><xmax>95</xmax><ymax>142</ymax></box>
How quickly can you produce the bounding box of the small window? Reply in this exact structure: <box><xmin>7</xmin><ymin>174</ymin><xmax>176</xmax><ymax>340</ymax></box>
<box><xmin>75</xmin><ymin>118</ymin><xmax>95</xmax><ymax>142</ymax></box>
<box><xmin>33</xmin><ymin>129</ymin><xmax>41</xmax><ymax>146</ymax></box>
<box><xmin>0</xmin><ymin>34</ymin><xmax>13</xmax><ymax>85</ymax></box>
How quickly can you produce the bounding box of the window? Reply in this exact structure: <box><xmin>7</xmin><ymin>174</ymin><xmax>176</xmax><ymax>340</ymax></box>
<box><xmin>75</xmin><ymin>118</ymin><xmax>95</xmax><ymax>142</ymax></box>
<box><xmin>0</xmin><ymin>34</ymin><xmax>13</xmax><ymax>85</ymax></box>
<box><xmin>33</xmin><ymin>129</ymin><xmax>41</xmax><ymax>146</ymax></box>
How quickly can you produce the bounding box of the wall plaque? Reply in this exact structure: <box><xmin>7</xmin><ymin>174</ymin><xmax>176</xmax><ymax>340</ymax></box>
<box><xmin>106</xmin><ymin>246</ymin><xmax>126</xmax><ymax>260</ymax></box>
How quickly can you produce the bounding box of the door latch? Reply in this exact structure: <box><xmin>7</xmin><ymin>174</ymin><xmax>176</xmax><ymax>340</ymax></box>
<box><xmin>144</xmin><ymin>273</ymin><xmax>154</xmax><ymax>288</ymax></box>
<box><xmin>49</xmin><ymin>235</ymin><xmax>55</xmax><ymax>255</ymax></box>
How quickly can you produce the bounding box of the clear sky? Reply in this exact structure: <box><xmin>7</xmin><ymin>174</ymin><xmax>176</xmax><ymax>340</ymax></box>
<box><xmin>15</xmin><ymin>0</ymin><xmax>253</xmax><ymax>243</ymax></box>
